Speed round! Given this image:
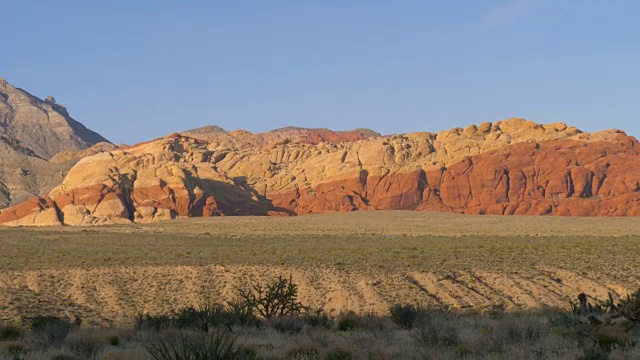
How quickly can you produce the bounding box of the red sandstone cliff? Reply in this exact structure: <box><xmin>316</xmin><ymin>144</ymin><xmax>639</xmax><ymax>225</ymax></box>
<box><xmin>1</xmin><ymin>118</ymin><xmax>638</xmax><ymax>226</ymax></box>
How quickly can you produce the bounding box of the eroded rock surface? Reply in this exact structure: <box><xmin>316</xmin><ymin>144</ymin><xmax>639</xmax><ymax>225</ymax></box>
<box><xmin>2</xmin><ymin>118</ymin><xmax>638</xmax><ymax>226</ymax></box>
<box><xmin>181</xmin><ymin>126</ymin><xmax>380</xmax><ymax>150</ymax></box>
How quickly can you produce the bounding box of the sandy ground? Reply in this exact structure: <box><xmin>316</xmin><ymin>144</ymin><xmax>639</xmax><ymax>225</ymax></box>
<box><xmin>0</xmin><ymin>264</ymin><xmax>634</xmax><ymax>326</ymax></box>
<box><xmin>1</xmin><ymin>211</ymin><xmax>639</xmax><ymax>326</ymax></box>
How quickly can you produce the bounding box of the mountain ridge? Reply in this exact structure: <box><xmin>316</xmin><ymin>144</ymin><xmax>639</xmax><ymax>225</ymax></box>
<box><xmin>0</xmin><ymin>77</ymin><xmax>109</xmax><ymax>158</ymax></box>
<box><xmin>0</xmin><ymin>77</ymin><xmax>111</xmax><ymax>207</ymax></box>
<box><xmin>3</xmin><ymin>117</ymin><xmax>639</xmax><ymax>226</ymax></box>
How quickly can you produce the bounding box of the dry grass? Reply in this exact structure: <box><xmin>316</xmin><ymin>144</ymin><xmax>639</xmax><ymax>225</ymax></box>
<box><xmin>1</xmin><ymin>308</ymin><xmax>640</xmax><ymax>359</ymax></box>
<box><xmin>0</xmin><ymin>211</ymin><xmax>639</xmax><ymax>327</ymax></box>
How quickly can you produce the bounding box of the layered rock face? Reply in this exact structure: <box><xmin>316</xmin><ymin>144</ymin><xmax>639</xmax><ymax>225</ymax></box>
<box><xmin>0</xmin><ymin>78</ymin><xmax>109</xmax><ymax>159</ymax></box>
<box><xmin>2</xmin><ymin>118</ymin><xmax>639</xmax><ymax>226</ymax></box>
<box><xmin>0</xmin><ymin>78</ymin><xmax>111</xmax><ymax>207</ymax></box>
<box><xmin>0</xmin><ymin>138</ymin><xmax>69</xmax><ymax>208</ymax></box>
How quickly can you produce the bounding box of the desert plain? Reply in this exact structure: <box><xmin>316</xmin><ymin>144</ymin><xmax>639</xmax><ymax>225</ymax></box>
<box><xmin>1</xmin><ymin>211</ymin><xmax>638</xmax><ymax>327</ymax></box>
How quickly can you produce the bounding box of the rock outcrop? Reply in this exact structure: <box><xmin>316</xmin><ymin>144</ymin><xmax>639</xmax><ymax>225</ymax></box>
<box><xmin>181</xmin><ymin>126</ymin><xmax>380</xmax><ymax>150</ymax></box>
<box><xmin>2</xmin><ymin>118</ymin><xmax>639</xmax><ymax>226</ymax></box>
<box><xmin>0</xmin><ymin>78</ymin><xmax>111</xmax><ymax>207</ymax></box>
<box><xmin>49</xmin><ymin>142</ymin><xmax>119</xmax><ymax>164</ymax></box>
<box><xmin>0</xmin><ymin>78</ymin><xmax>109</xmax><ymax>159</ymax></box>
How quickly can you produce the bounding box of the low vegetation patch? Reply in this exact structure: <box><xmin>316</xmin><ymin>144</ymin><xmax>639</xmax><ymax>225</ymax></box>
<box><xmin>2</xmin><ymin>277</ymin><xmax>640</xmax><ymax>359</ymax></box>
<box><xmin>0</xmin><ymin>323</ymin><xmax>22</xmax><ymax>341</ymax></box>
<box><xmin>24</xmin><ymin>315</ymin><xmax>74</xmax><ymax>348</ymax></box>
<box><xmin>143</xmin><ymin>330</ymin><xmax>244</xmax><ymax>360</ymax></box>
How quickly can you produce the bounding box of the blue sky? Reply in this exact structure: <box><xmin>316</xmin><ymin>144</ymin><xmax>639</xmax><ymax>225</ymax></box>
<box><xmin>3</xmin><ymin>0</ymin><xmax>639</xmax><ymax>144</ymax></box>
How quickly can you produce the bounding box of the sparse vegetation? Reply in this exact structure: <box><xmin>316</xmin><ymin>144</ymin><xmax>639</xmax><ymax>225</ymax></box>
<box><xmin>143</xmin><ymin>330</ymin><xmax>244</xmax><ymax>360</ymax></box>
<box><xmin>135</xmin><ymin>302</ymin><xmax>259</xmax><ymax>332</ymax></box>
<box><xmin>1</xmin><ymin>212</ymin><xmax>640</xmax><ymax>358</ymax></box>
<box><xmin>389</xmin><ymin>303</ymin><xmax>424</xmax><ymax>329</ymax></box>
<box><xmin>617</xmin><ymin>289</ymin><xmax>640</xmax><ymax>327</ymax></box>
<box><xmin>2</xmin><ymin>289</ymin><xmax>640</xmax><ymax>359</ymax></box>
<box><xmin>324</xmin><ymin>349</ymin><xmax>354</xmax><ymax>360</ymax></box>
<box><xmin>571</xmin><ymin>288</ymin><xmax>640</xmax><ymax>329</ymax></box>
<box><xmin>25</xmin><ymin>315</ymin><xmax>73</xmax><ymax>348</ymax></box>
<box><xmin>237</xmin><ymin>275</ymin><xmax>308</xmax><ymax>320</ymax></box>
<box><xmin>0</xmin><ymin>323</ymin><xmax>21</xmax><ymax>341</ymax></box>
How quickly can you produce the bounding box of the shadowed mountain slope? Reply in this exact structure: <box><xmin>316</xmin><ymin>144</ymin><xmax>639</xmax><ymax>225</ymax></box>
<box><xmin>0</xmin><ymin>78</ymin><xmax>112</xmax><ymax>207</ymax></box>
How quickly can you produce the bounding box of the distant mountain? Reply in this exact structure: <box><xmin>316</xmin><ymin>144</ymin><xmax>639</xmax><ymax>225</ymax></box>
<box><xmin>0</xmin><ymin>77</ymin><xmax>112</xmax><ymax>207</ymax></box>
<box><xmin>0</xmin><ymin>77</ymin><xmax>108</xmax><ymax>159</ymax></box>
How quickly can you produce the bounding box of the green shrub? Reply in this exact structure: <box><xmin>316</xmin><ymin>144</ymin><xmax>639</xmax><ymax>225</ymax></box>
<box><xmin>302</xmin><ymin>311</ymin><xmax>332</xmax><ymax>329</ymax></box>
<box><xmin>136</xmin><ymin>302</ymin><xmax>260</xmax><ymax>332</ymax></box>
<box><xmin>335</xmin><ymin>311</ymin><xmax>390</xmax><ymax>332</ymax></box>
<box><xmin>171</xmin><ymin>303</ymin><xmax>250</xmax><ymax>329</ymax></box>
<box><xmin>173</xmin><ymin>305</ymin><xmax>214</xmax><ymax>329</ymax></box>
<box><xmin>389</xmin><ymin>304</ymin><xmax>423</xmax><ymax>329</ymax></box>
<box><xmin>25</xmin><ymin>315</ymin><xmax>73</xmax><ymax>348</ymax></box>
<box><xmin>144</xmin><ymin>330</ymin><xmax>243</xmax><ymax>360</ymax></box>
<box><xmin>136</xmin><ymin>276</ymin><xmax>311</xmax><ymax>332</ymax></box>
<box><xmin>337</xmin><ymin>313</ymin><xmax>358</xmax><ymax>332</ymax></box>
<box><xmin>221</xmin><ymin>301</ymin><xmax>260</xmax><ymax>327</ymax></box>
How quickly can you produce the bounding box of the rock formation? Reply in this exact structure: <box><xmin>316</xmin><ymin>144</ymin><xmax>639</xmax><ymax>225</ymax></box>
<box><xmin>2</xmin><ymin>118</ymin><xmax>639</xmax><ymax>226</ymax></box>
<box><xmin>181</xmin><ymin>125</ymin><xmax>380</xmax><ymax>150</ymax></box>
<box><xmin>49</xmin><ymin>142</ymin><xmax>118</xmax><ymax>164</ymax></box>
<box><xmin>0</xmin><ymin>78</ymin><xmax>109</xmax><ymax>159</ymax></box>
<box><xmin>0</xmin><ymin>78</ymin><xmax>111</xmax><ymax>207</ymax></box>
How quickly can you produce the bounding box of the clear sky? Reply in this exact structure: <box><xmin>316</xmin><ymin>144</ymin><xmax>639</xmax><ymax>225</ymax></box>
<box><xmin>3</xmin><ymin>0</ymin><xmax>639</xmax><ymax>144</ymax></box>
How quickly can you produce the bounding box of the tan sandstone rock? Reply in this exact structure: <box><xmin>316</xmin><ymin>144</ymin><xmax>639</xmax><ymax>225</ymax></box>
<box><xmin>2</xmin><ymin>118</ymin><xmax>640</xmax><ymax>226</ymax></box>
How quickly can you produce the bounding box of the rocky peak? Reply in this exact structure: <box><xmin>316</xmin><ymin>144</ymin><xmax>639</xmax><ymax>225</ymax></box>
<box><xmin>0</xmin><ymin>77</ymin><xmax>110</xmax><ymax>159</ymax></box>
<box><xmin>0</xmin><ymin>78</ymin><xmax>112</xmax><ymax>209</ymax></box>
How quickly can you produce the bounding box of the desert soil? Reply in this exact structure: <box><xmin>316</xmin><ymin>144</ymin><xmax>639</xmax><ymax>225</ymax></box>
<box><xmin>1</xmin><ymin>211</ymin><xmax>639</xmax><ymax>326</ymax></box>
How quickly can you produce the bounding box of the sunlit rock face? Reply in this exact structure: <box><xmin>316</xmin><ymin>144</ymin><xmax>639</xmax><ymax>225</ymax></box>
<box><xmin>2</xmin><ymin>118</ymin><xmax>639</xmax><ymax>226</ymax></box>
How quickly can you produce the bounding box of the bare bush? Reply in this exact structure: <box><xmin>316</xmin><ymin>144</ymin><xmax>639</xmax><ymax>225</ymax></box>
<box><xmin>237</xmin><ymin>275</ymin><xmax>307</xmax><ymax>320</ymax></box>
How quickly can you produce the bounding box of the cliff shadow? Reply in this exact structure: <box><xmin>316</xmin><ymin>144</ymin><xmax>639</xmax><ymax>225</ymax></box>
<box><xmin>190</xmin><ymin>176</ymin><xmax>296</xmax><ymax>216</ymax></box>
